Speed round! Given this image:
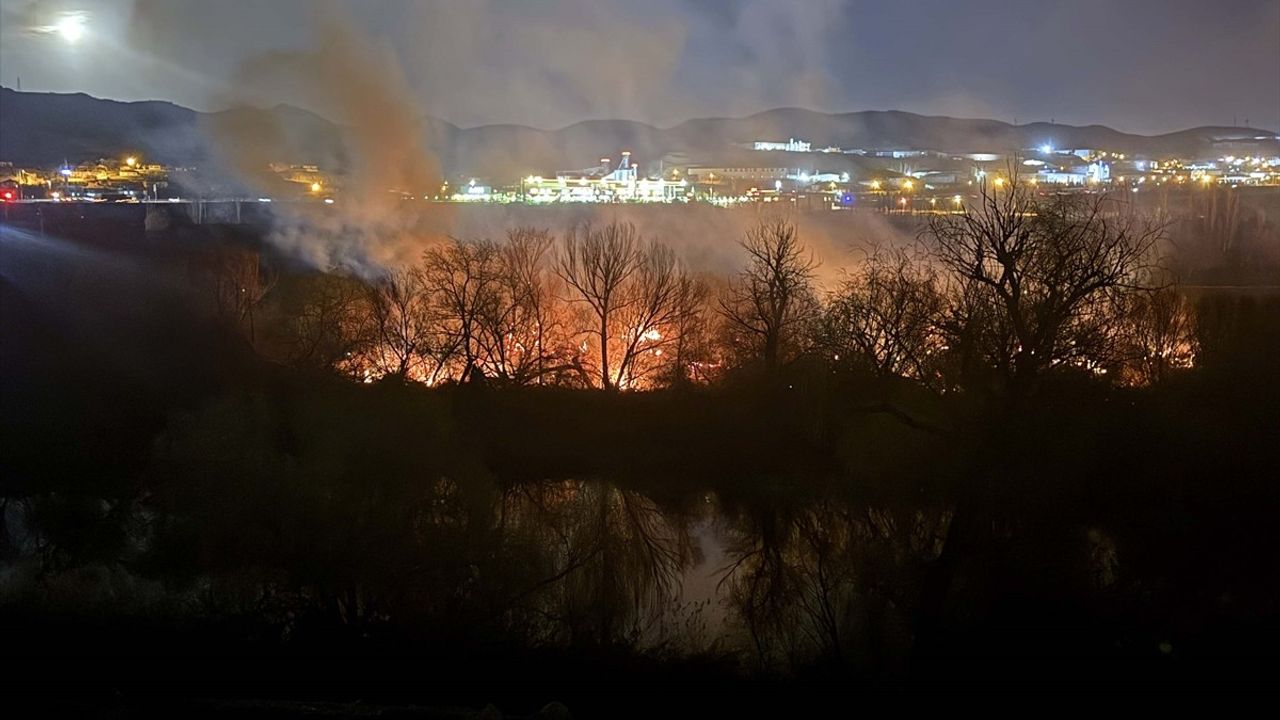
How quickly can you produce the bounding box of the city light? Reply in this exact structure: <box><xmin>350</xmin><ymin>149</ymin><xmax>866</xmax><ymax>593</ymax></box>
<box><xmin>12</xmin><ymin>129</ymin><xmax>1279</xmax><ymax>211</ymax></box>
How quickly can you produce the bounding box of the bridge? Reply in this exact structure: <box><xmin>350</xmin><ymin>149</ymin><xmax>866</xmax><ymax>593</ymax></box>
<box><xmin>0</xmin><ymin>199</ymin><xmax>304</xmax><ymax>236</ymax></box>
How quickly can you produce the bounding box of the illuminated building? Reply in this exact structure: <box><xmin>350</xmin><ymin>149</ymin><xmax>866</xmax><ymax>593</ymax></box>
<box><xmin>752</xmin><ymin>138</ymin><xmax>812</xmax><ymax>153</ymax></box>
<box><xmin>687</xmin><ymin>166</ymin><xmax>796</xmax><ymax>183</ymax></box>
<box><xmin>452</xmin><ymin>178</ymin><xmax>496</xmax><ymax>201</ymax></box>
<box><xmin>521</xmin><ymin>152</ymin><xmax>689</xmax><ymax>203</ymax></box>
<box><xmin>1033</xmin><ymin>161</ymin><xmax>1110</xmax><ymax>185</ymax></box>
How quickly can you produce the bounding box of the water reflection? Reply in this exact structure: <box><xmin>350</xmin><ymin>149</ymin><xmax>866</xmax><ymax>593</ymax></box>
<box><xmin>716</xmin><ymin>501</ymin><xmax>950</xmax><ymax>674</ymax></box>
<box><xmin>489</xmin><ymin>480</ymin><xmax>951</xmax><ymax>674</ymax></box>
<box><xmin>5</xmin><ymin>471</ymin><xmax>951</xmax><ymax>676</ymax></box>
<box><xmin>499</xmin><ymin>481</ymin><xmax>698</xmax><ymax>648</ymax></box>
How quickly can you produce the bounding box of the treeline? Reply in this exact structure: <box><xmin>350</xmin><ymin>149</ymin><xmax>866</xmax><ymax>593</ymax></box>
<box><xmin>207</xmin><ymin>186</ymin><xmax>1200</xmax><ymax>399</ymax></box>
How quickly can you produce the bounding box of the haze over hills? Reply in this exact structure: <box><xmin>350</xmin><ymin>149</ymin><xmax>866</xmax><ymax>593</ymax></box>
<box><xmin>1</xmin><ymin>87</ymin><xmax>1274</xmax><ymax>182</ymax></box>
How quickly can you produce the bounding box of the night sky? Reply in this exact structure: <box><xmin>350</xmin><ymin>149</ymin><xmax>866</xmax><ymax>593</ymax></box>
<box><xmin>1</xmin><ymin>0</ymin><xmax>1277</xmax><ymax>133</ymax></box>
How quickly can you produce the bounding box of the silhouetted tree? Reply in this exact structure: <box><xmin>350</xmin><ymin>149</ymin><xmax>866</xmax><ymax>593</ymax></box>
<box><xmin>363</xmin><ymin>267</ymin><xmax>448</xmax><ymax>381</ymax></box>
<box><xmin>719</xmin><ymin>218</ymin><xmax>818</xmax><ymax>374</ymax></box>
<box><xmin>557</xmin><ymin>221</ymin><xmax>642</xmax><ymax>390</ymax></box>
<box><xmin>476</xmin><ymin>227</ymin><xmax>576</xmax><ymax>385</ymax></box>
<box><xmin>422</xmin><ymin>237</ymin><xmax>501</xmax><ymax>382</ymax></box>
<box><xmin>557</xmin><ymin>222</ymin><xmax>698</xmax><ymax>389</ymax></box>
<box><xmin>899</xmin><ymin>180</ymin><xmax>1169</xmax><ymax>669</ymax></box>
<box><xmin>610</xmin><ymin>243</ymin><xmax>706</xmax><ymax>389</ymax></box>
<box><xmin>927</xmin><ymin>182</ymin><xmax>1163</xmax><ymax>400</ymax></box>
<box><xmin>279</xmin><ymin>271</ymin><xmax>371</xmax><ymax>376</ymax></box>
<box><xmin>821</xmin><ymin>247</ymin><xmax>944</xmax><ymax>384</ymax></box>
<box><xmin>204</xmin><ymin>246</ymin><xmax>278</xmax><ymax>347</ymax></box>
<box><xmin>663</xmin><ymin>272</ymin><xmax>715</xmax><ymax>387</ymax></box>
<box><xmin>1117</xmin><ymin>286</ymin><xmax>1197</xmax><ymax>385</ymax></box>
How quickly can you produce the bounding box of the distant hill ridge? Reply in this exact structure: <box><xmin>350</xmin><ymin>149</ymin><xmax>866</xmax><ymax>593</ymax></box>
<box><xmin>1</xmin><ymin>87</ymin><xmax>1274</xmax><ymax>179</ymax></box>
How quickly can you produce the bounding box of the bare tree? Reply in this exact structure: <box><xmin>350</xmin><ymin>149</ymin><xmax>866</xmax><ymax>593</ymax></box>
<box><xmin>1117</xmin><ymin>286</ymin><xmax>1198</xmax><ymax>386</ymax></box>
<box><xmin>281</xmin><ymin>270</ymin><xmax>371</xmax><ymax>376</ymax></box>
<box><xmin>611</xmin><ymin>243</ymin><xmax>706</xmax><ymax>389</ymax></box>
<box><xmin>926</xmin><ymin>180</ymin><xmax>1163</xmax><ymax>398</ymax></box>
<box><xmin>362</xmin><ymin>267</ymin><xmax>447</xmax><ymax>382</ymax></box>
<box><xmin>663</xmin><ymin>272</ymin><xmax>714</xmax><ymax>387</ymax></box>
<box><xmin>205</xmin><ymin>246</ymin><xmax>278</xmax><ymax>347</ymax></box>
<box><xmin>1173</xmin><ymin>188</ymin><xmax>1278</xmax><ymax>277</ymax></box>
<box><xmin>473</xmin><ymin>227</ymin><xmax>572</xmax><ymax>385</ymax></box>
<box><xmin>556</xmin><ymin>221</ymin><xmax>642</xmax><ymax>390</ymax></box>
<box><xmin>718</xmin><ymin>218</ymin><xmax>819</xmax><ymax>374</ymax></box>
<box><xmin>422</xmin><ymin>237</ymin><xmax>500</xmax><ymax>382</ymax></box>
<box><xmin>557</xmin><ymin>221</ymin><xmax>704</xmax><ymax>390</ymax></box>
<box><xmin>821</xmin><ymin>247</ymin><xmax>944</xmax><ymax>383</ymax></box>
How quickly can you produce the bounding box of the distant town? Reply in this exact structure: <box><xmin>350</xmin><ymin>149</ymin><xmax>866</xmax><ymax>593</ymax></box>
<box><xmin>3</xmin><ymin>132</ymin><xmax>1278</xmax><ymax>212</ymax></box>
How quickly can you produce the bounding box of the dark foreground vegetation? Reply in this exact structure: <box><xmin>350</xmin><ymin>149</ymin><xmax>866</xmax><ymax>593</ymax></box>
<box><xmin>3</xmin><ymin>187</ymin><xmax>1280</xmax><ymax>711</ymax></box>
